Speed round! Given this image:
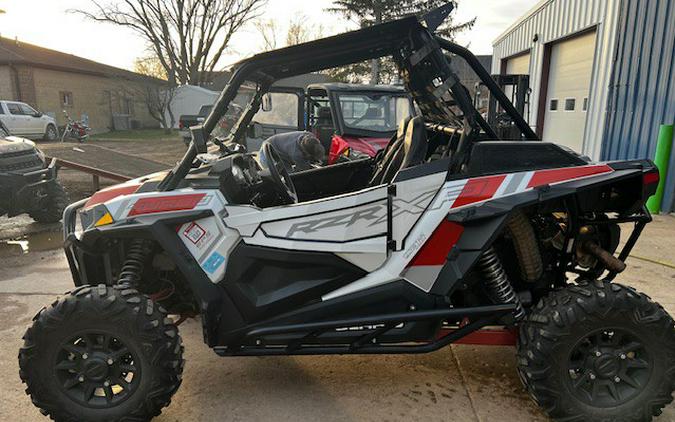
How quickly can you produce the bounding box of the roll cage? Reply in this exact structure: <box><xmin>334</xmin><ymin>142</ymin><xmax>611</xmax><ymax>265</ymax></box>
<box><xmin>159</xmin><ymin>9</ymin><xmax>537</xmax><ymax>191</ymax></box>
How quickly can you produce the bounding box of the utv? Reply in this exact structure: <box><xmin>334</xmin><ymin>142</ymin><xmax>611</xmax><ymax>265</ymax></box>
<box><xmin>0</xmin><ymin>120</ymin><xmax>68</xmax><ymax>223</ymax></box>
<box><xmin>19</xmin><ymin>5</ymin><xmax>674</xmax><ymax>422</ymax></box>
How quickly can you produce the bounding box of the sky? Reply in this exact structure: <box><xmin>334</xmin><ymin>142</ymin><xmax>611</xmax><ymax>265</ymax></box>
<box><xmin>0</xmin><ymin>0</ymin><xmax>540</xmax><ymax>72</ymax></box>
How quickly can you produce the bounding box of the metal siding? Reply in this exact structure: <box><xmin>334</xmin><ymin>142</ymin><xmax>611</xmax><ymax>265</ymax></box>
<box><xmin>492</xmin><ymin>0</ymin><xmax>621</xmax><ymax>159</ymax></box>
<box><xmin>602</xmin><ymin>0</ymin><xmax>675</xmax><ymax>212</ymax></box>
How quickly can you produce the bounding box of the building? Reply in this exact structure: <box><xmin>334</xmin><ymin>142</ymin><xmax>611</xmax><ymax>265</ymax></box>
<box><xmin>492</xmin><ymin>0</ymin><xmax>675</xmax><ymax>211</ymax></box>
<box><xmin>0</xmin><ymin>37</ymin><xmax>165</xmax><ymax>133</ymax></box>
<box><xmin>450</xmin><ymin>54</ymin><xmax>492</xmax><ymax>110</ymax></box>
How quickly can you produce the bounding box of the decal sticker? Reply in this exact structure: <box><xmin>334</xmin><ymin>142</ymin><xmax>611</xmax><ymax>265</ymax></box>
<box><xmin>202</xmin><ymin>251</ymin><xmax>225</xmax><ymax>274</ymax></box>
<box><xmin>183</xmin><ymin>222</ymin><xmax>206</xmax><ymax>244</ymax></box>
<box><xmin>128</xmin><ymin>193</ymin><xmax>206</xmax><ymax>216</ymax></box>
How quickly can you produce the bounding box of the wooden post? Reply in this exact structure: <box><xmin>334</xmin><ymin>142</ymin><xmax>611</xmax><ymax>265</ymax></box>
<box><xmin>93</xmin><ymin>175</ymin><xmax>100</xmax><ymax>191</ymax></box>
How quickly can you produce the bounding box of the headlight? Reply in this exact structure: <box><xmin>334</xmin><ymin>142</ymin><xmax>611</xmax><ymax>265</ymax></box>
<box><xmin>74</xmin><ymin>211</ymin><xmax>84</xmax><ymax>240</ymax></box>
<box><xmin>35</xmin><ymin>148</ymin><xmax>46</xmax><ymax>164</ymax></box>
<box><xmin>76</xmin><ymin>204</ymin><xmax>114</xmax><ymax>238</ymax></box>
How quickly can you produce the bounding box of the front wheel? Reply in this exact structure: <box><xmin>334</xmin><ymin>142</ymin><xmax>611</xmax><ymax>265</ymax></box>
<box><xmin>19</xmin><ymin>284</ymin><xmax>184</xmax><ymax>422</ymax></box>
<box><xmin>43</xmin><ymin>124</ymin><xmax>58</xmax><ymax>141</ymax></box>
<box><xmin>517</xmin><ymin>280</ymin><xmax>675</xmax><ymax>422</ymax></box>
<box><xmin>29</xmin><ymin>180</ymin><xmax>69</xmax><ymax>223</ymax></box>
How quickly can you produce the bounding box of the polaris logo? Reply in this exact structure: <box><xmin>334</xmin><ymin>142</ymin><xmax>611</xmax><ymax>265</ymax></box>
<box><xmin>285</xmin><ymin>205</ymin><xmax>384</xmax><ymax>236</ymax></box>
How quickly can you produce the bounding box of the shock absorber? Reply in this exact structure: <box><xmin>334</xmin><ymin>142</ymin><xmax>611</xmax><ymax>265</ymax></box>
<box><xmin>118</xmin><ymin>239</ymin><xmax>151</xmax><ymax>287</ymax></box>
<box><xmin>477</xmin><ymin>246</ymin><xmax>526</xmax><ymax>320</ymax></box>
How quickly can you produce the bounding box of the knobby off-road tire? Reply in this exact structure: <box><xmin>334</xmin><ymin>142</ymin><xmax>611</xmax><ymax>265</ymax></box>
<box><xmin>517</xmin><ymin>280</ymin><xmax>675</xmax><ymax>422</ymax></box>
<box><xmin>44</xmin><ymin>124</ymin><xmax>58</xmax><ymax>141</ymax></box>
<box><xmin>19</xmin><ymin>284</ymin><xmax>184</xmax><ymax>422</ymax></box>
<box><xmin>29</xmin><ymin>180</ymin><xmax>69</xmax><ymax>223</ymax></box>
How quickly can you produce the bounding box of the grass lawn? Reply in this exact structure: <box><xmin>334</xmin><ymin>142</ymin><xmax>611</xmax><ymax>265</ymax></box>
<box><xmin>89</xmin><ymin>129</ymin><xmax>181</xmax><ymax>141</ymax></box>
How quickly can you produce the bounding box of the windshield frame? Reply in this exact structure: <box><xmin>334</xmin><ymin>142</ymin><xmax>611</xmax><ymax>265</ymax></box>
<box><xmin>331</xmin><ymin>89</ymin><xmax>415</xmax><ymax>138</ymax></box>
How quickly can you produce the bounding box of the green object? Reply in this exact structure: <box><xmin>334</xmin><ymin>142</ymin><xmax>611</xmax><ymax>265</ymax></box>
<box><xmin>646</xmin><ymin>124</ymin><xmax>674</xmax><ymax>213</ymax></box>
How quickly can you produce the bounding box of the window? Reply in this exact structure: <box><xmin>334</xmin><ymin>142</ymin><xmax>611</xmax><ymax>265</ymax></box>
<box><xmin>7</xmin><ymin>103</ymin><xmax>22</xmax><ymax>115</ymax></box>
<box><xmin>583</xmin><ymin>97</ymin><xmax>588</xmax><ymax>112</ymax></box>
<box><xmin>338</xmin><ymin>93</ymin><xmax>413</xmax><ymax>133</ymax></box>
<box><xmin>549</xmin><ymin>99</ymin><xmax>559</xmax><ymax>111</ymax></box>
<box><xmin>20</xmin><ymin>103</ymin><xmax>37</xmax><ymax>116</ymax></box>
<box><xmin>60</xmin><ymin>91</ymin><xmax>73</xmax><ymax>107</ymax></box>
<box><xmin>0</xmin><ymin>104</ymin><xmax>4</xmax><ymax>114</ymax></box>
<box><xmin>253</xmin><ymin>92</ymin><xmax>299</xmax><ymax>127</ymax></box>
<box><xmin>564</xmin><ymin>98</ymin><xmax>576</xmax><ymax>111</ymax></box>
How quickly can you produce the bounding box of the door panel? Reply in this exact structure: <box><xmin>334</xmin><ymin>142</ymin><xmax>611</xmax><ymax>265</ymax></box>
<box><xmin>20</xmin><ymin>104</ymin><xmax>42</xmax><ymax>134</ymax></box>
<box><xmin>543</xmin><ymin>31</ymin><xmax>597</xmax><ymax>153</ymax></box>
<box><xmin>4</xmin><ymin>102</ymin><xmax>26</xmax><ymax>134</ymax></box>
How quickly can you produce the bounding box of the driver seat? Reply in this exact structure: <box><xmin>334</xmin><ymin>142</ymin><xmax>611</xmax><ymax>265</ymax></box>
<box><xmin>313</xmin><ymin>106</ymin><xmax>335</xmax><ymax>153</ymax></box>
<box><xmin>369</xmin><ymin>116</ymin><xmax>428</xmax><ymax>186</ymax></box>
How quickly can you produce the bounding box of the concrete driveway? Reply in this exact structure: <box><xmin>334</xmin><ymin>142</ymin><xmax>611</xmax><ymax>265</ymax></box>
<box><xmin>1</xmin><ymin>216</ymin><xmax>674</xmax><ymax>421</ymax></box>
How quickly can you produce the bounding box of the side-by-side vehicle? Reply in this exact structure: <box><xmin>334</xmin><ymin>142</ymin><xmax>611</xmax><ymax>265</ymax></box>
<box><xmin>19</xmin><ymin>4</ymin><xmax>674</xmax><ymax>422</ymax></box>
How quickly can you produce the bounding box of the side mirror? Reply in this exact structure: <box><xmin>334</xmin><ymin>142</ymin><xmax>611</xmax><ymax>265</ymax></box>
<box><xmin>34</xmin><ymin>112</ymin><xmax>43</xmax><ymax>118</ymax></box>
<box><xmin>247</xmin><ymin>121</ymin><xmax>263</xmax><ymax>139</ymax></box>
<box><xmin>190</xmin><ymin>125</ymin><xmax>208</xmax><ymax>154</ymax></box>
<box><xmin>261</xmin><ymin>94</ymin><xmax>273</xmax><ymax>112</ymax></box>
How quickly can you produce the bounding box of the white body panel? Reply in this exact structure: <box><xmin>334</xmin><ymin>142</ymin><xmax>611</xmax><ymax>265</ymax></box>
<box><xmin>93</xmin><ymin>163</ymin><xmax>612</xmax><ymax>297</ymax></box>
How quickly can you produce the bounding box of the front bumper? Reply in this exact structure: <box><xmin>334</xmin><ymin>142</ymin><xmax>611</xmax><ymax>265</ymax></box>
<box><xmin>63</xmin><ymin>198</ymin><xmax>93</xmax><ymax>286</ymax></box>
<box><xmin>0</xmin><ymin>158</ymin><xmax>58</xmax><ymax>214</ymax></box>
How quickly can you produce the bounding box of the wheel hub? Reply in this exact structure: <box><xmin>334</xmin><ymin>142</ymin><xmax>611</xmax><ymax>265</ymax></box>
<box><xmin>567</xmin><ymin>328</ymin><xmax>652</xmax><ymax>407</ymax></box>
<box><xmin>54</xmin><ymin>331</ymin><xmax>140</xmax><ymax>408</ymax></box>
<box><xmin>593</xmin><ymin>354</ymin><xmax>620</xmax><ymax>378</ymax></box>
<box><xmin>82</xmin><ymin>357</ymin><xmax>110</xmax><ymax>382</ymax></box>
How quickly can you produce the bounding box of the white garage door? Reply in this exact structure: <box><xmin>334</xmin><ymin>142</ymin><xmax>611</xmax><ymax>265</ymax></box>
<box><xmin>503</xmin><ymin>53</ymin><xmax>531</xmax><ymax>120</ymax></box>
<box><xmin>543</xmin><ymin>31</ymin><xmax>597</xmax><ymax>152</ymax></box>
<box><xmin>505</xmin><ymin>53</ymin><xmax>530</xmax><ymax>75</ymax></box>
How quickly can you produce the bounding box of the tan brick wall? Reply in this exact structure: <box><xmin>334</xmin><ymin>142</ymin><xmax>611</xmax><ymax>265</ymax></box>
<box><xmin>31</xmin><ymin>67</ymin><xmax>161</xmax><ymax>133</ymax></box>
<box><xmin>0</xmin><ymin>66</ymin><xmax>15</xmax><ymax>99</ymax></box>
<box><xmin>15</xmin><ymin>65</ymin><xmax>37</xmax><ymax>106</ymax></box>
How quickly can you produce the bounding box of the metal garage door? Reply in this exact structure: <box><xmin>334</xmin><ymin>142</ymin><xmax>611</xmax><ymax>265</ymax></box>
<box><xmin>503</xmin><ymin>53</ymin><xmax>531</xmax><ymax>117</ymax></box>
<box><xmin>505</xmin><ymin>53</ymin><xmax>530</xmax><ymax>75</ymax></box>
<box><xmin>543</xmin><ymin>31</ymin><xmax>597</xmax><ymax>152</ymax></box>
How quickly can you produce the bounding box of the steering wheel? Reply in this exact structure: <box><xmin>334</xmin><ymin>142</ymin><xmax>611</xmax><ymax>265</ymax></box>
<box><xmin>262</xmin><ymin>143</ymin><xmax>298</xmax><ymax>204</ymax></box>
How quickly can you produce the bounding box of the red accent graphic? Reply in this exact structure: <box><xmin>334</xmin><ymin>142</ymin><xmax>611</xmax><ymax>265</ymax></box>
<box><xmin>452</xmin><ymin>175</ymin><xmax>506</xmax><ymax>209</ymax></box>
<box><xmin>85</xmin><ymin>184</ymin><xmax>142</xmax><ymax>209</ymax></box>
<box><xmin>408</xmin><ymin>221</ymin><xmax>464</xmax><ymax>267</ymax></box>
<box><xmin>437</xmin><ymin>327</ymin><xmax>518</xmax><ymax>346</ymax></box>
<box><xmin>128</xmin><ymin>193</ymin><xmax>206</xmax><ymax>217</ymax></box>
<box><xmin>527</xmin><ymin>164</ymin><xmax>613</xmax><ymax>188</ymax></box>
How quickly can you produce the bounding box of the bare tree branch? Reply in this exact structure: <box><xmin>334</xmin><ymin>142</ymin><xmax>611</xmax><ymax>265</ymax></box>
<box><xmin>74</xmin><ymin>0</ymin><xmax>266</xmax><ymax>86</ymax></box>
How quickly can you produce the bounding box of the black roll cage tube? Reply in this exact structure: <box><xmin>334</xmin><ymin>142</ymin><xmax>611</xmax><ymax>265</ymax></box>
<box><xmin>434</xmin><ymin>36</ymin><xmax>539</xmax><ymax>141</ymax></box>
<box><xmin>158</xmin><ymin>23</ymin><xmax>539</xmax><ymax>192</ymax></box>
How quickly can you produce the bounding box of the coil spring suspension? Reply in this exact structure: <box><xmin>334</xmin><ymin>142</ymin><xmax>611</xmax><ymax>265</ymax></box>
<box><xmin>477</xmin><ymin>246</ymin><xmax>525</xmax><ymax>320</ymax></box>
<box><xmin>118</xmin><ymin>239</ymin><xmax>151</xmax><ymax>287</ymax></box>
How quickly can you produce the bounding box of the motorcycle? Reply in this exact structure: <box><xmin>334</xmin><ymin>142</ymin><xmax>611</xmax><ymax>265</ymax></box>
<box><xmin>60</xmin><ymin>110</ymin><xmax>90</xmax><ymax>143</ymax></box>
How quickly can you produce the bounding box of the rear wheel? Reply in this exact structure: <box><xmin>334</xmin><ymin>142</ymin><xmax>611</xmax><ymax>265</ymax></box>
<box><xmin>29</xmin><ymin>181</ymin><xmax>69</xmax><ymax>223</ymax></box>
<box><xmin>517</xmin><ymin>280</ymin><xmax>675</xmax><ymax>421</ymax></box>
<box><xmin>19</xmin><ymin>284</ymin><xmax>184</xmax><ymax>422</ymax></box>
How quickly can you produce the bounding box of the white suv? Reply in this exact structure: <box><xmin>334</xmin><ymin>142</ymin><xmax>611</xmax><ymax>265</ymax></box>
<box><xmin>0</xmin><ymin>100</ymin><xmax>59</xmax><ymax>141</ymax></box>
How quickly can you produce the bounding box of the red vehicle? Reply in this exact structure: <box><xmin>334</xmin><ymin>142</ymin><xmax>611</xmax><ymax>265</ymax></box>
<box><xmin>245</xmin><ymin>83</ymin><xmax>415</xmax><ymax>164</ymax></box>
<box><xmin>305</xmin><ymin>83</ymin><xmax>415</xmax><ymax>163</ymax></box>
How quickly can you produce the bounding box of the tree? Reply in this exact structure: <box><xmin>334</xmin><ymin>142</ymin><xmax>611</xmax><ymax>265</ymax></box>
<box><xmin>328</xmin><ymin>0</ymin><xmax>476</xmax><ymax>84</ymax></box>
<box><xmin>76</xmin><ymin>0</ymin><xmax>266</xmax><ymax>86</ymax></box>
<box><xmin>254</xmin><ymin>15</ymin><xmax>325</xmax><ymax>52</ymax></box>
<box><xmin>127</xmin><ymin>56</ymin><xmax>177</xmax><ymax>132</ymax></box>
